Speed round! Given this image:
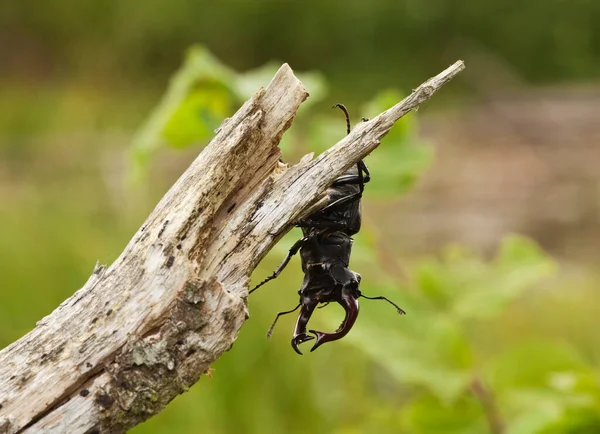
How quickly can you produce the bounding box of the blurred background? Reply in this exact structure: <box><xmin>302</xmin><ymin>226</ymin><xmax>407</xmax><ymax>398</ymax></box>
<box><xmin>1</xmin><ymin>1</ymin><xmax>600</xmax><ymax>433</ymax></box>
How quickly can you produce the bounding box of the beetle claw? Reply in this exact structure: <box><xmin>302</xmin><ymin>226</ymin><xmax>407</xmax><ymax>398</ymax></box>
<box><xmin>307</xmin><ymin>293</ymin><xmax>360</xmax><ymax>352</ymax></box>
<box><xmin>291</xmin><ymin>300</ymin><xmax>318</xmax><ymax>355</ymax></box>
<box><xmin>308</xmin><ymin>330</ymin><xmax>328</xmax><ymax>352</ymax></box>
<box><xmin>291</xmin><ymin>333</ymin><xmax>314</xmax><ymax>355</ymax></box>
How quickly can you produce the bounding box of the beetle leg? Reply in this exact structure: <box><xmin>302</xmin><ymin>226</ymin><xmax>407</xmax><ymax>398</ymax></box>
<box><xmin>308</xmin><ymin>290</ymin><xmax>360</xmax><ymax>352</ymax></box>
<box><xmin>314</xmin><ymin>191</ymin><xmax>362</xmax><ymax>215</ymax></box>
<box><xmin>250</xmin><ymin>236</ymin><xmax>310</xmax><ymax>294</ymax></box>
<box><xmin>291</xmin><ymin>299</ymin><xmax>317</xmax><ymax>355</ymax></box>
<box><xmin>266</xmin><ymin>303</ymin><xmax>301</xmax><ymax>338</ymax></box>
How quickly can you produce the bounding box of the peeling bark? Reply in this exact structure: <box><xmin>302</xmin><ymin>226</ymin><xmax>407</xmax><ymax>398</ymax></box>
<box><xmin>0</xmin><ymin>61</ymin><xmax>464</xmax><ymax>434</ymax></box>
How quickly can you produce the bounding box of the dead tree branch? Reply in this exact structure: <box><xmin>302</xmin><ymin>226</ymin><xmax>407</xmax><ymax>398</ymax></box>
<box><xmin>0</xmin><ymin>60</ymin><xmax>464</xmax><ymax>434</ymax></box>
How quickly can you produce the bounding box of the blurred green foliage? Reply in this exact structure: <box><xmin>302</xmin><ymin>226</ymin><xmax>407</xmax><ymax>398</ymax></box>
<box><xmin>130</xmin><ymin>46</ymin><xmax>327</xmax><ymax>180</ymax></box>
<box><xmin>3</xmin><ymin>0</ymin><xmax>600</xmax><ymax>103</ymax></box>
<box><xmin>120</xmin><ymin>49</ymin><xmax>600</xmax><ymax>433</ymax></box>
<box><xmin>2</xmin><ymin>2</ymin><xmax>600</xmax><ymax>431</ymax></box>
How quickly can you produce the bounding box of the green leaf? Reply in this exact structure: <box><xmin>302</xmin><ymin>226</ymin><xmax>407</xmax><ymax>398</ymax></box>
<box><xmin>401</xmin><ymin>394</ymin><xmax>487</xmax><ymax>434</ymax></box>
<box><xmin>130</xmin><ymin>45</ymin><xmax>330</xmax><ymax>179</ymax></box>
<box><xmin>542</xmin><ymin>411</ymin><xmax>600</xmax><ymax>434</ymax></box>
<box><xmin>361</xmin><ymin>89</ymin><xmax>415</xmax><ymax>134</ymax></box>
<box><xmin>364</xmin><ymin>134</ymin><xmax>433</xmax><ymax>197</ymax></box>
<box><xmin>333</xmin><ymin>236</ymin><xmax>557</xmax><ymax>405</ymax></box>
<box><xmin>130</xmin><ymin>45</ymin><xmax>236</xmax><ymax>180</ymax></box>
<box><xmin>234</xmin><ymin>61</ymin><xmax>328</xmax><ymax>107</ymax></box>
<box><xmin>232</xmin><ymin>62</ymin><xmax>327</xmax><ymax>154</ymax></box>
<box><xmin>333</xmin><ymin>291</ymin><xmax>474</xmax><ymax>402</ymax></box>
<box><xmin>162</xmin><ymin>83</ymin><xmax>233</xmax><ymax>148</ymax></box>
<box><xmin>306</xmin><ymin>89</ymin><xmax>433</xmax><ymax>198</ymax></box>
<box><xmin>486</xmin><ymin>341</ymin><xmax>589</xmax><ymax>391</ymax></box>
<box><xmin>486</xmin><ymin>341</ymin><xmax>600</xmax><ymax>434</ymax></box>
<box><xmin>362</xmin><ymin>90</ymin><xmax>433</xmax><ymax>197</ymax></box>
<box><xmin>414</xmin><ymin>236</ymin><xmax>556</xmax><ymax>320</ymax></box>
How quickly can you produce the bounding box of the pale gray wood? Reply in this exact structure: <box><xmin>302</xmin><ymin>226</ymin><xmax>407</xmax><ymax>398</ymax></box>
<box><xmin>0</xmin><ymin>60</ymin><xmax>464</xmax><ymax>434</ymax></box>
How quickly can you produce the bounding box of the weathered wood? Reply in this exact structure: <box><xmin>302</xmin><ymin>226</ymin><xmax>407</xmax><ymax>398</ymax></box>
<box><xmin>0</xmin><ymin>61</ymin><xmax>464</xmax><ymax>434</ymax></box>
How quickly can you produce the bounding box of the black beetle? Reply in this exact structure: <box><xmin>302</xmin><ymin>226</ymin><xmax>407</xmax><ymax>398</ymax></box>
<box><xmin>251</xmin><ymin>104</ymin><xmax>405</xmax><ymax>354</ymax></box>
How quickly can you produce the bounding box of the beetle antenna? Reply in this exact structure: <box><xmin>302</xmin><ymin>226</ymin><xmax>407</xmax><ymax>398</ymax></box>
<box><xmin>360</xmin><ymin>294</ymin><xmax>406</xmax><ymax>315</ymax></box>
<box><xmin>332</xmin><ymin>103</ymin><xmax>351</xmax><ymax>134</ymax></box>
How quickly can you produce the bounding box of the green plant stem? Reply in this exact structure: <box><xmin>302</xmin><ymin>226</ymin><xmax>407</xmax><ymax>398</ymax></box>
<box><xmin>471</xmin><ymin>376</ymin><xmax>505</xmax><ymax>434</ymax></box>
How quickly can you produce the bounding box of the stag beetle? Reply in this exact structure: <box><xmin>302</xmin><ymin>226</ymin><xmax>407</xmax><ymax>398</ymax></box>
<box><xmin>250</xmin><ymin>104</ymin><xmax>405</xmax><ymax>355</ymax></box>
